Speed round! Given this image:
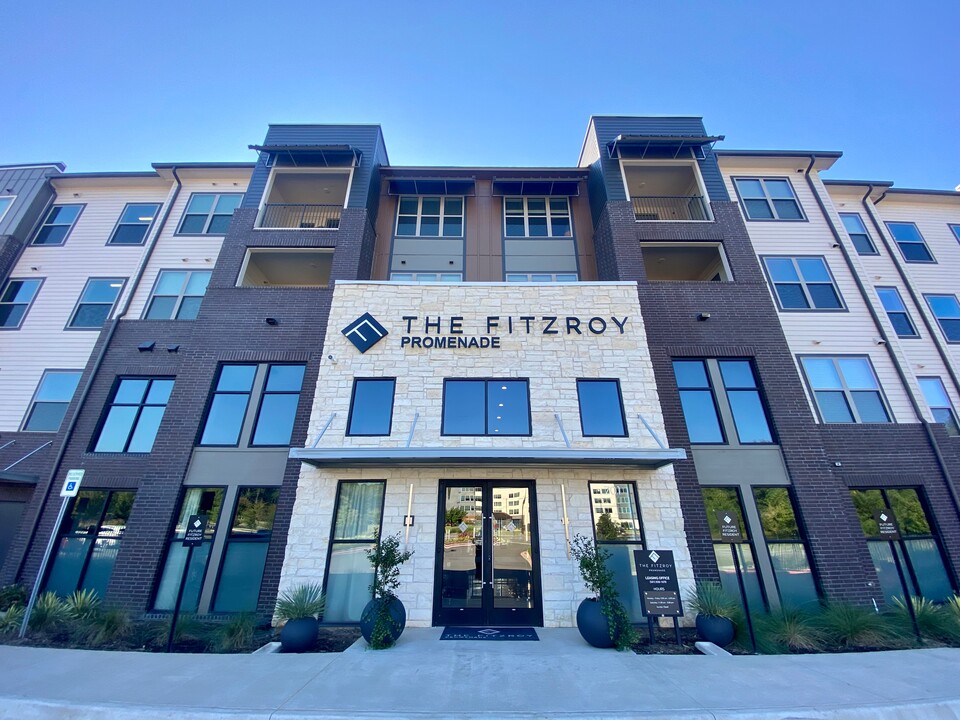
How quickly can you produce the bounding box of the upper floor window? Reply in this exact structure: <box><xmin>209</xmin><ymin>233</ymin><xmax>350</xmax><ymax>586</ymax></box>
<box><xmin>886</xmin><ymin>222</ymin><xmax>935</xmax><ymax>263</ymax></box>
<box><xmin>390</xmin><ymin>272</ymin><xmax>462</xmax><ymax>282</ymax></box>
<box><xmin>68</xmin><ymin>278</ymin><xmax>125</xmax><ymax>329</ymax></box>
<box><xmin>673</xmin><ymin>360</ymin><xmax>724</xmax><ymax>443</ymax></box>
<box><xmin>876</xmin><ymin>287</ymin><xmax>918</xmax><ymax>338</ymax></box>
<box><xmin>177</xmin><ymin>193</ymin><xmax>243</xmax><ymax>235</ymax></box>
<box><xmin>0</xmin><ymin>196</ymin><xmax>14</xmax><ymax>223</ymax></box>
<box><xmin>951</xmin><ymin>224</ymin><xmax>960</xmax><ymax>245</ymax></box>
<box><xmin>22</xmin><ymin>370</ymin><xmax>82</xmax><ymax>432</ymax></box>
<box><xmin>108</xmin><ymin>203</ymin><xmax>161</xmax><ymax>245</ymax></box>
<box><xmin>733</xmin><ymin>178</ymin><xmax>804</xmax><ymax>221</ymax></box>
<box><xmin>839</xmin><ymin>213</ymin><xmax>877</xmax><ymax>255</ymax></box>
<box><xmin>251</xmin><ymin>365</ymin><xmax>306</xmax><ymax>446</ymax></box>
<box><xmin>0</xmin><ymin>278</ymin><xmax>42</xmax><ymax>329</ymax></box>
<box><xmin>925</xmin><ymin>294</ymin><xmax>960</xmax><ymax>342</ymax></box>
<box><xmin>442</xmin><ymin>379</ymin><xmax>530</xmax><ymax>436</ymax></box>
<box><xmin>762</xmin><ymin>256</ymin><xmax>843</xmax><ymax>310</ymax></box>
<box><xmin>506</xmin><ymin>273</ymin><xmax>578</xmax><ymax>283</ymax></box>
<box><xmin>347</xmin><ymin>378</ymin><xmax>396</xmax><ymax>436</ymax></box>
<box><xmin>799</xmin><ymin>356</ymin><xmax>890</xmax><ymax>424</ymax></box>
<box><xmin>93</xmin><ymin>377</ymin><xmax>174</xmax><ymax>452</ymax></box>
<box><xmin>577</xmin><ymin>379</ymin><xmax>626</xmax><ymax>437</ymax></box>
<box><xmin>718</xmin><ymin>360</ymin><xmax>774</xmax><ymax>443</ymax></box>
<box><xmin>396</xmin><ymin>196</ymin><xmax>463</xmax><ymax>237</ymax></box>
<box><xmin>504</xmin><ymin>197</ymin><xmax>571</xmax><ymax>237</ymax></box>
<box><xmin>33</xmin><ymin>204</ymin><xmax>83</xmax><ymax>245</ymax></box>
<box><xmin>145</xmin><ymin>270</ymin><xmax>211</xmax><ymax>320</ymax></box>
<box><xmin>919</xmin><ymin>377</ymin><xmax>959</xmax><ymax>435</ymax></box>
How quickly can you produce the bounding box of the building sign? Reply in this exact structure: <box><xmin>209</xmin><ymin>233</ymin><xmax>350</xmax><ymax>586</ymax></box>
<box><xmin>60</xmin><ymin>469</ymin><xmax>85</xmax><ymax>498</ymax></box>
<box><xmin>634</xmin><ymin>549</ymin><xmax>683</xmax><ymax>617</ymax></box>
<box><xmin>874</xmin><ymin>509</ymin><xmax>901</xmax><ymax>540</ymax></box>
<box><xmin>183</xmin><ymin>515</ymin><xmax>208</xmax><ymax>547</ymax></box>
<box><xmin>397</xmin><ymin>314</ymin><xmax>630</xmax><ymax>350</ymax></box>
<box><xmin>342</xmin><ymin>313</ymin><xmax>388</xmax><ymax>353</ymax></box>
<box><xmin>716</xmin><ymin>510</ymin><xmax>744</xmax><ymax>542</ymax></box>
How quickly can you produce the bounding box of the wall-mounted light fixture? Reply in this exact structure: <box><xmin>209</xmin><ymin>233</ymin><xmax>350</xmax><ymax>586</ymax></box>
<box><xmin>697</xmin><ymin>312</ymin><xmax>711</xmax><ymax>321</ymax></box>
<box><xmin>265</xmin><ymin>317</ymin><xmax>279</xmax><ymax>326</ymax></box>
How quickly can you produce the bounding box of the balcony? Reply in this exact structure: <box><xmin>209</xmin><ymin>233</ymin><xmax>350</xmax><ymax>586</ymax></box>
<box><xmin>257</xmin><ymin>170</ymin><xmax>350</xmax><ymax>229</ymax></box>
<box><xmin>260</xmin><ymin>203</ymin><xmax>341</xmax><ymax>229</ymax></box>
<box><xmin>622</xmin><ymin>163</ymin><xmax>712</xmax><ymax>222</ymax></box>
<box><xmin>631</xmin><ymin>195</ymin><xmax>708</xmax><ymax>222</ymax></box>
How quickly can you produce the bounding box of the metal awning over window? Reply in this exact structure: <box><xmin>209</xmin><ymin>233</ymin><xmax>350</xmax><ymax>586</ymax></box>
<box><xmin>607</xmin><ymin>135</ymin><xmax>724</xmax><ymax>160</ymax></box>
<box><xmin>248</xmin><ymin>144</ymin><xmax>361</xmax><ymax>167</ymax></box>
<box><xmin>491</xmin><ymin>178</ymin><xmax>582</xmax><ymax>197</ymax></box>
<box><xmin>387</xmin><ymin>178</ymin><xmax>476</xmax><ymax>196</ymax></box>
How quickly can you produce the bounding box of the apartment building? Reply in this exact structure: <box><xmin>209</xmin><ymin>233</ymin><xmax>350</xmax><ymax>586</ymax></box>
<box><xmin>0</xmin><ymin>118</ymin><xmax>957</xmax><ymax>629</ymax></box>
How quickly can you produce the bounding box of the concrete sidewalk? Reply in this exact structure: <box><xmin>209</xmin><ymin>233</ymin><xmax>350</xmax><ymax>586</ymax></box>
<box><xmin>1</xmin><ymin>628</ymin><xmax>959</xmax><ymax>719</ymax></box>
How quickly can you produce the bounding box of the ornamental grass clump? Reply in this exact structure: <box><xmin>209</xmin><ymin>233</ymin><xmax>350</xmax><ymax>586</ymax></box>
<box><xmin>0</xmin><ymin>604</ymin><xmax>25</xmax><ymax>635</ymax></box>
<box><xmin>214</xmin><ymin>613</ymin><xmax>257</xmax><ymax>652</ymax></box>
<box><xmin>275</xmin><ymin>583</ymin><xmax>326</xmax><ymax>623</ymax></box>
<box><xmin>65</xmin><ymin>589</ymin><xmax>102</xmax><ymax>621</ymax></box>
<box><xmin>687</xmin><ymin>581</ymin><xmax>740</xmax><ymax>620</ymax></box>
<box><xmin>29</xmin><ymin>592</ymin><xmax>69</xmax><ymax>633</ymax></box>
<box><xmin>753</xmin><ymin>607</ymin><xmax>824</xmax><ymax>654</ymax></box>
<box><xmin>570</xmin><ymin>533</ymin><xmax>637</xmax><ymax>651</ymax></box>
<box><xmin>891</xmin><ymin>596</ymin><xmax>960</xmax><ymax>644</ymax></box>
<box><xmin>815</xmin><ymin>602</ymin><xmax>897</xmax><ymax>649</ymax></box>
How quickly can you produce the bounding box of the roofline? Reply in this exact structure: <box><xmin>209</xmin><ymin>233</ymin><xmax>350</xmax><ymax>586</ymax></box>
<box><xmin>56</xmin><ymin>171</ymin><xmax>160</xmax><ymax>180</ymax></box>
<box><xmin>822</xmin><ymin>179</ymin><xmax>895</xmax><ymax>188</ymax></box>
<box><xmin>716</xmin><ymin>149</ymin><xmax>843</xmax><ymax>159</ymax></box>
<box><xmin>266</xmin><ymin>123</ymin><xmax>384</xmax><ymax>128</ymax></box>
<box><xmin>151</xmin><ymin>162</ymin><xmax>256</xmax><ymax>169</ymax></box>
<box><xmin>881</xmin><ymin>187</ymin><xmax>960</xmax><ymax>198</ymax></box>
<box><xmin>0</xmin><ymin>162</ymin><xmax>66</xmax><ymax>172</ymax></box>
<box><xmin>588</xmin><ymin>114</ymin><xmax>705</xmax><ymax>120</ymax></box>
<box><xmin>382</xmin><ymin>166</ymin><xmax>589</xmax><ymax>173</ymax></box>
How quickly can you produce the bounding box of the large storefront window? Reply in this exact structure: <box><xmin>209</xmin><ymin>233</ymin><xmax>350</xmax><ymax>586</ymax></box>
<box><xmin>702</xmin><ymin>488</ymin><xmax>765</xmax><ymax>614</ymax></box>
<box><xmin>212</xmin><ymin>487</ymin><xmax>279</xmax><ymax>612</ymax></box>
<box><xmin>46</xmin><ymin>490</ymin><xmax>134</xmax><ymax>597</ymax></box>
<box><xmin>851</xmin><ymin>488</ymin><xmax>954</xmax><ymax>604</ymax></box>
<box><xmin>154</xmin><ymin>488</ymin><xmax>224</xmax><ymax>611</ymax></box>
<box><xmin>324</xmin><ymin>481</ymin><xmax>385</xmax><ymax>622</ymax></box>
<box><xmin>590</xmin><ymin>482</ymin><xmax>645</xmax><ymax>622</ymax></box>
<box><xmin>752</xmin><ymin>487</ymin><xmax>818</xmax><ymax>609</ymax></box>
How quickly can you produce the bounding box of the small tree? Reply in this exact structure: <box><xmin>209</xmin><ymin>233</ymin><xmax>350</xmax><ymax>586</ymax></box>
<box><xmin>570</xmin><ymin>533</ymin><xmax>637</xmax><ymax>650</ymax></box>
<box><xmin>595</xmin><ymin>512</ymin><xmax>625</xmax><ymax>541</ymax></box>
<box><xmin>365</xmin><ymin>533</ymin><xmax>413</xmax><ymax>649</ymax></box>
<box><xmin>445</xmin><ymin>507</ymin><xmax>468</xmax><ymax>527</ymax></box>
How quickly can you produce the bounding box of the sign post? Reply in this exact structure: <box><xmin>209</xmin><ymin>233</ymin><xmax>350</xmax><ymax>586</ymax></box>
<box><xmin>166</xmin><ymin>514</ymin><xmax>206</xmax><ymax>653</ymax></box>
<box><xmin>19</xmin><ymin>470</ymin><xmax>85</xmax><ymax>638</ymax></box>
<box><xmin>874</xmin><ymin>508</ymin><xmax>920</xmax><ymax>641</ymax></box>
<box><xmin>634</xmin><ymin>549</ymin><xmax>683</xmax><ymax>645</ymax></box>
<box><xmin>715</xmin><ymin>510</ymin><xmax>757</xmax><ymax>653</ymax></box>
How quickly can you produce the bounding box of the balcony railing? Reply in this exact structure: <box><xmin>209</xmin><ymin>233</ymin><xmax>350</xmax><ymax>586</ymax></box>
<box><xmin>259</xmin><ymin>203</ymin><xmax>342</xmax><ymax>229</ymax></box>
<box><xmin>631</xmin><ymin>195</ymin><xmax>708</xmax><ymax>222</ymax></box>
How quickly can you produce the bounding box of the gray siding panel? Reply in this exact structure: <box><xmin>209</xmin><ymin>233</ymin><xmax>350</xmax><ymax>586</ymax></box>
<box><xmin>0</xmin><ymin>167</ymin><xmax>59</xmax><ymax>239</ymax></box>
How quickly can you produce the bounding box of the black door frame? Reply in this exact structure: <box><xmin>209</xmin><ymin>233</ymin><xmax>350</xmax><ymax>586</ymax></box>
<box><xmin>433</xmin><ymin>480</ymin><xmax>543</xmax><ymax>627</ymax></box>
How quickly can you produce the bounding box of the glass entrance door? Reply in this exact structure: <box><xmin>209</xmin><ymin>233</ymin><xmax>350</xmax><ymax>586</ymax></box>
<box><xmin>434</xmin><ymin>481</ymin><xmax>542</xmax><ymax>626</ymax></box>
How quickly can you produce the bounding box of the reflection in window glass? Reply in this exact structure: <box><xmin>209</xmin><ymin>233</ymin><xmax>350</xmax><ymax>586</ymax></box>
<box><xmin>591</xmin><ymin>483</ymin><xmax>644</xmax><ymax>622</ymax></box>
<box><xmin>94</xmin><ymin>378</ymin><xmax>173</xmax><ymax>452</ymax></box>
<box><xmin>673</xmin><ymin>360</ymin><xmax>723</xmax><ymax>443</ymax></box>
<box><xmin>753</xmin><ymin>488</ymin><xmax>818</xmax><ymax>608</ymax></box>
<box><xmin>347</xmin><ymin>378</ymin><xmax>396</xmax><ymax>436</ymax></box>
<box><xmin>24</xmin><ymin>370</ymin><xmax>82</xmax><ymax>432</ymax></box>
<box><xmin>719</xmin><ymin>360</ymin><xmax>773</xmax><ymax>443</ymax></box>
<box><xmin>200</xmin><ymin>365</ymin><xmax>256</xmax><ymax>446</ymax></box>
<box><xmin>325</xmin><ymin>482</ymin><xmax>385</xmax><ymax>622</ymax></box>
<box><xmin>442</xmin><ymin>379</ymin><xmax>530</xmax><ymax>436</ymax></box>
<box><xmin>577</xmin><ymin>380</ymin><xmax>626</xmax><ymax>437</ymax></box>
<box><xmin>251</xmin><ymin>364</ymin><xmax>305</xmax><ymax>446</ymax></box>
<box><xmin>701</xmin><ymin>487</ymin><xmax>765</xmax><ymax>614</ymax></box>
<box><xmin>213</xmin><ymin>487</ymin><xmax>279</xmax><ymax>612</ymax></box>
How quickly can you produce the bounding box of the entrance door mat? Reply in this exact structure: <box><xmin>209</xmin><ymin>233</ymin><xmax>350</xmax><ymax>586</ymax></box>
<box><xmin>440</xmin><ymin>627</ymin><xmax>539</xmax><ymax>641</ymax></box>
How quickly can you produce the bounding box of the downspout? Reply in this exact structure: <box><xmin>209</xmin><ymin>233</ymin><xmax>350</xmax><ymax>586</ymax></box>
<box><xmin>14</xmin><ymin>168</ymin><xmax>184</xmax><ymax>583</ymax></box>
<box><xmin>803</xmin><ymin>161</ymin><xmax>960</xmax><ymax>524</ymax></box>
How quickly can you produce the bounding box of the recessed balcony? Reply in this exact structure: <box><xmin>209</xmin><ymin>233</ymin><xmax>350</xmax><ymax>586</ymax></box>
<box><xmin>257</xmin><ymin>171</ymin><xmax>350</xmax><ymax>229</ymax></box>
<box><xmin>623</xmin><ymin>164</ymin><xmax>711</xmax><ymax>222</ymax></box>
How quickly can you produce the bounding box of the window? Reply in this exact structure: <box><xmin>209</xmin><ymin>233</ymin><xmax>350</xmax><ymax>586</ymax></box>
<box><xmin>324</xmin><ymin>481</ymin><xmax>385</xmax><ymax>622</ymax></box>
<box><xmin>924</xmin><ymin>294</ymin><xmax>960</xmax><ymax>342</ymax></box>
<box><xmin>347</xmin><ymin>378</ymin><xmax>396</xmax><ymax>436</ymax></box>
<box><xmin>395</xmin><ymin>196</ymin><xmax>463</xmax><ymax>237</ymax></box>
<box><xmin>200</xmin><ymin>365</ymin><xmax>256</xmax><ymax>446</ymax></box>
<box><xmin>839</xmin><ymin>213</ymin><xmax>877</xmax><ymax>255</ymax></box>
<box><xmin>718</xmin><ymin>360</ymin><xmax>774</xmax><ymax>443</ymax></box>
<box><xmin>763</xmin><ymin>256</ymin><xmax>843</xmax><ymax>310</ymax></box>
<box><xmin>177</xmin><ymin>193</ymin><xmax>242</xmax><ymax>235</ymax></box>
<box><xmin>93</xmin><ymin>377</ymin><xmax>173</xmax><ymax>452</ymax></box>
<box><xmin>875</xmin><ymin>287</ymin><xmax>918</xmax><ymax>338</ymax></box>
<box><xmin>32</xmin><ymin>204</ymin><xmax>83</xmax><ymax>245</ymax></box>
<box><xmin>951</xmin><ymin>225</ymin><xmax>960</xmax><ymax>245</ymax></box>
<box><xmin>701</xmin><ymin>488</ymin><xmax>765</xmax><ymax>615</ymax></box>
<box><xmin>733</xmin><ymin>178</ymin><xmax>804</xmax><ymax>220</ymax></box>
<box><xmin>800</xmin><ymin>356</ymin><xmax>890</xmax><ymax>423</ymax></box>
<box><xmin>590</xmin><ymin>482</ymin><xmax>644</xmax><ymax>621</ymax></box>
<box><xmin>886</xmin><ymin>222</ymin><xmax>935</xmax><ymax>263</ymax></box>
<box><xmin>752</xmin><ymin>488</ymin><xmax>819</xmax><ymax>609</ymax></box>
<box><xmin>108</xmin><ymin>203</ymin><xmax>161</xmax><ymax>245</ymax></box>
<box><xmin>503</xmin><ymin>197</ymin><xmax>571</xmax><ymax>237</ymax></box>
<box><xmin>577</xmin><ymin>379</ymin><xmax>626</xmax><ymax>437</ymax></box>
<box><xmin>212</xmin><ymin>487</ymin><xmax>280</xmax><ymax>612</ymax></box>
<box><xmin>154</xmin><ymin>487</ymin><xmax>224</xmax><ymax>611</ymax></box>
<box><xmin>67</xmin><ymin>278</ymin><xmax>124</xmax><ymax>329</ymax></box>
<box><xmin>505</xmin><ymin>273</ymin><xmax>578</xmax><ymax>282</ymax></box>
<box><xmin>672</xmin><ymin>360</ymin><xmax>724</xmax><ymax>443</ymax></box>
<box><xmin>442</xmin><ymin>379</ymin><xmax>530</xmax><ymax>436</ymax></box>
<box><xmin>22</xmin><ymin>370</ymin><xmax>82</xmax><ymax>432</ymax></box>
<box><xmin>0</xmin><ymin>278</ymin><xmax>42</xmax><ymax>328</ymax></box>
<box><xmin>145</xmin><ymin>270</ymin><xmax>211</xmax><ymax>320</ymax></box>
<box><xmin>250</xmin><ymin>365</ymin><xmax>305</xmax><ymax>446</ymax></box>
<box><xmin>919</xmin><ymin>377</ymin><xmax>959</xmax><ymax>435</ymax></box>
<box><xmin>389</xmin><ymin>272</ymin><xmax>462</xmax><ymax>282</ymax></box>
<box><xmin>45</xmin><ymin>490</ymin><xmax>135</xmax><ymax>598</ymax></box>
<box><xmin>0</xmin><ymin>196</ymin><xmax>14</xmax><ymax>223</ymax></box>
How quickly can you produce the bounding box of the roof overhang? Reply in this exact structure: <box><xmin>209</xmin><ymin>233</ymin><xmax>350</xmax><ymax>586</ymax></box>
<box><xmin>607</xmin><ymin>135</ymin><xmax>724</xmax><ymax>160</ymax></box>
<box><xmin>491</xmin><ymin>178</ymin><xmax>582</xmax><ymax>196</ymax></box>
<box><xmin>716</xmin><ymin>149</ymin><xmax>841</xmax><ymax>172</ymax></box>
<box><xmin>248</xmin><ymin>144</ymin><xmax>361</xmax><ymax>168</ymax></box>
<box><xmin>0</xmin><ymin>470</ymin><xmax>38</xmax><ymax>486</ymax></box>
<box><xmin>291</xmin><ymin>446</ymin><xmax>686</xmax><ymax>468</ymax></box>
<box><xmin>875</xmin><ymin>187</ymin><xmax>960</xmax><ymax>205</ymax></box>
<box><xmin>388</xmin><ymin>178</ymin><xmax>476</xmax><ymax>196</ymax></box>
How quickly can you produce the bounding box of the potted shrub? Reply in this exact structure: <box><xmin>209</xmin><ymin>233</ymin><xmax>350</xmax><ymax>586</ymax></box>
<box><xmin>360</xmin><ymin>533</ymin><xmax>413</xmax><ymax>649</ymax></box>
<box><xmin>687</xmin><ymin>581</ymin><xmax>739</xmax><ymax>647</ymax></box>
<box><xmin>275</xmin><ymin>582</ymin><xmax>325</xmax><ymax>653</ymax></box>
<box><xmin>569</xmin><ymin>534</ymin><xmax>637</xmax><ymax>650</ymax></box>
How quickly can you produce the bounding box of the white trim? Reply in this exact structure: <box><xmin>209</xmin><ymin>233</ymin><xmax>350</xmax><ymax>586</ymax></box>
<box><xmin>0</xmin><ymin>196</ymin><xmax>15</xmax><ymax>224</ymax></box>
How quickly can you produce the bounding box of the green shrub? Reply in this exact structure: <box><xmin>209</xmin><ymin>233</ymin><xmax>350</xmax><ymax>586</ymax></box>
<box><xmin>815</xmin><ymin>602</ymin><xmax>898</xmax><ymax>648</ymax></box>
<box><xmin>152</xmin><ymin>612</ymin><xmax>206</xmax><ymax>647</ymax></box>
<box><xmin>0</xmin><ymin>605</ymin><xmax>25</xmax><ymax>635</ymax></box>
<box><xmin>81</xmin><ymin>608</ymin><xmax>132</xmax><ymax>647</ymax></box>
<box><xmin>275</xmin><ymin>583</ymin><xmax>326</xmax><ymax>622</ymax></box>
<box><xmin>29</xmin><ymin>592</ymin><xmax>69</xmax><ymax>632</ymax></box>
<box><xmin>569</xmin><ymin>533</ymin><xmax>637</xmax><ymax>651</ymax></box>
<box><xmin>947</xmin><ymin>595</ymin><xmax>960</xmax><ymax>623</ymax></box>
<box><xmin>891</xmin><ymin>597</ymin><xmax>960</xmax><ymax>644</ymax></box>
<box><xmin>0</xmin><ymin>585</ymin><xmax>27</xmax><ymax>611</ymax></box>
<box><xmin>687</xmin><ymin>581</ymin><xmax>740</xmax><ymax>619</ymax></box>
<box><xmin>213</xmin><ymin>613</ymin><xmax>256</xmax><ymax>652</ymax></box>
<box><xmin>65</xmin><ymin>589</ymin><xmax>101</xmax><ymax>620</ymax></box>
<box><xmin>754</xmin><ymin>608</ymin><xmax>824</xmax><ymax>654</ymax></box>
<box><xmin>365</xmin><ymin>533</ymin><xmax>414</xmax><ymax>650</ymax></box>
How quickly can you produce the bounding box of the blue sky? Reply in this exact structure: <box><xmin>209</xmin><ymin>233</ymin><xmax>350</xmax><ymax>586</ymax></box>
<box><xmin>4</xmin><ymin>1</ymin><xmax>959</xmax><ymax>188</ymax></box>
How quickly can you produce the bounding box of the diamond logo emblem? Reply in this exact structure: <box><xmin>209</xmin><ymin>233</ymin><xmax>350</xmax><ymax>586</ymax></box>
<box><xmin>192</xmin><ymin>519</ymin><xmax>203</xmax><ymax>528</ymax></box>
<box><xmin>478</xmin><ymin>629</ymin><xmax>499</xmax><ymax>635</ymax></box>
<box><xmin>880</xmin><ymin>513</ymin><xmax>888</xmax><ymax>522</ymax></box>
<box><xmin>342</xmin><ymin>312</ymin><xmax>388</xmax><ymax>353</ymax></box>
<box><xmin>723</xmin><ymin>515</ymin><xmax>732</xmax><ymax>524</ymax></box>
<box><xmin>506</xmin><ymin>521</ymin><xmax>516</xmax><ymax>532</ymax></box>
<box><xmin>458</xmin><ymin>522</ymin><xmax>468</xmax><ymax>533</ymax></box>
<box><xmin>648</xmin><ymin>550</ymin><xmax>660</xmax><ymax>563</ymax></box>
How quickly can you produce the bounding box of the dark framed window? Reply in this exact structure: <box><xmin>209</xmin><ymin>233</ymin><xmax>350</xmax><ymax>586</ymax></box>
<box><xmin>702</xmin><ymin>487</ymin><xmax>766</xmax><ymax>614</ymax></box>
<box><xmin>441</xmin><ymin>379</ymin><xmax>531</xmax><ymax>436</ymax></box>
<box><xmin>107</xmin><ymin>203</ymin><xmax>161</xmax><ymax>245</ymax></box>
<box><xmin>67</xmin><ymin>278</ymin><xmax>125</xmax><ymax>329</ymax></box>
<box><xmin>93</xmin><ymin>377</ymin><xmax>174</xmax><ymax>452</ymax></box>
<box><xmin>752</xmin><ymin>487</ymin><xmax>819</xmax><ymax>609</ymax></box>
<box><xmin>951</xmin><ymin>224</ymin><xmax>960</xmax><ymax>245</ymax></box>
<box><xmin>32</xmin><ymin>204</ymin><xmax>83</xmax><ymax>245</ymax></box>
<box><xmin>212</xmin><ymin>487</ymin><xmax>280</xmax><ymax>612</ymax></box>
<box><xmin>22</xmin><ymin>370</ymin><xmax>82</xmax><ymax>432</ymax></box>
<box><xmin>672</xmin><ymin>360</ymin><xmax>724</xmax><ymax>443</ymax></box>
<box><xmin>503</xmin><ymin>196</ymin><xmax>572</xmax><ymax>237</ymax></box>
<box><xmin>851</xmin><ymin>487</ymin><xmax>954</xmax><ymax>604</ymax></box>
<box><xmin>762</xmin><ymin>256</ymin><xmax>843</xmax><ymax>310</ymax></box>
<box><xmin>395</xmin><ymin>196</ymin><xmax>463</xmax><ymax>237</ymax></box>
<box><xmin>250</xmin><ymin>364</ymin><xmax>305</xmax><ymax>446</ymax></box>
<box><xmin>886</xmin><ymin>222</ymin><xmax>935</xmax><ymax>263</ymax></box>
<box><xmin>876</xmin><ymin>287</ymin><xmax>918</xmax><ymax>338</ymax></box>
<box><xmin>590</xmin><ymin>482</ymin><xmax>645</xmax><ymax>621</ymax></box>
<box><xmin>919</xmin><ymin>377</ymin><xmax>959</xmax><ymax>435</ymax></box>
<box><xmin>45</xmin><ymin>489</ymin><xmax>135</xmax><ymax>598</ymax></box>
<box><xmin>839</xmin><ymin>213</ymin><xmax>878</xmax><ymax>255</ymax></box>
<box><xmin>505</xmin><ymin>273</ymin><xmax>578</xmax><ymax>282</ymax></box>
<box><xmin>0</xmin><ymin>278</ymin><xmax>42</xmax><ymax>329</ymax></box>
<box><xmin>176</xmin><ymin>193</ymin><xmax>243</xmax><ymax>235</ymax></box>
<box><xmin>323</xmin><ymin>481</ymin><xmax>385</xmax><ymax>622</ymax></box>
<box><xmin>145</xmin><ymin>270</ymin><xmax>211</xmax><ymax>320</ymax></box>
<box><xmin>800</xmin><ymin>356</ymin><xmax>890</xmax><ymax>423</ymax></box>
<box><xmin>718</xmin><ymin>360</ymin><xmax>774</xmax><ymax>443</ymax></box>
<box><xmin>733</xmin><ymin>178</ymin><xmax>804</xmax><ymax>221</ymax></box>
<box><xmin>154</xmin><ymin>487</ymin><xmax>224</xmax><ymax>611</ymax></box>
<box><xmin>347</xmin><ymin>378</ymin><xmax>396</xmax><ymax>436</ymax></box>
<box><xmin>577</xmin><ymin>379</ymin><xmax>626</xmax><ymax>437</ymax></box>
<box><xmin>389</xmin><ymin>272</ymin><xmax>463</xmax><ymax>282</ymax></box>
<box><xmin>924</xmin><ymin>294</ymin><xmax>960</xmax><ymax>342</ymax></box>
<box><xmin>199</xmin><ymin>365</ymin><xmax>257</xmax><ymax>446</ymax></box>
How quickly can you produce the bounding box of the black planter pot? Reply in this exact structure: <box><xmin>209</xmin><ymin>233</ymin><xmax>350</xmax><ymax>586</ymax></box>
<box><xmin>576</xmin><ymin>598</ymin><xmax>615</xmax><ymax>648</ymax></box>
<box><xmin>280</xmin><ymin>617</ymin><xmax>319</xmax><ymax>653</ymax></box>
<box><xmin>360</xmin><ymin>596</ymin><xmax>407</xmax><ymax>648</ymax></box>
<box><xmin>696</xmin><ymin>614</ymin><xmax>735</xmax><ymax>647</ymax></box>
